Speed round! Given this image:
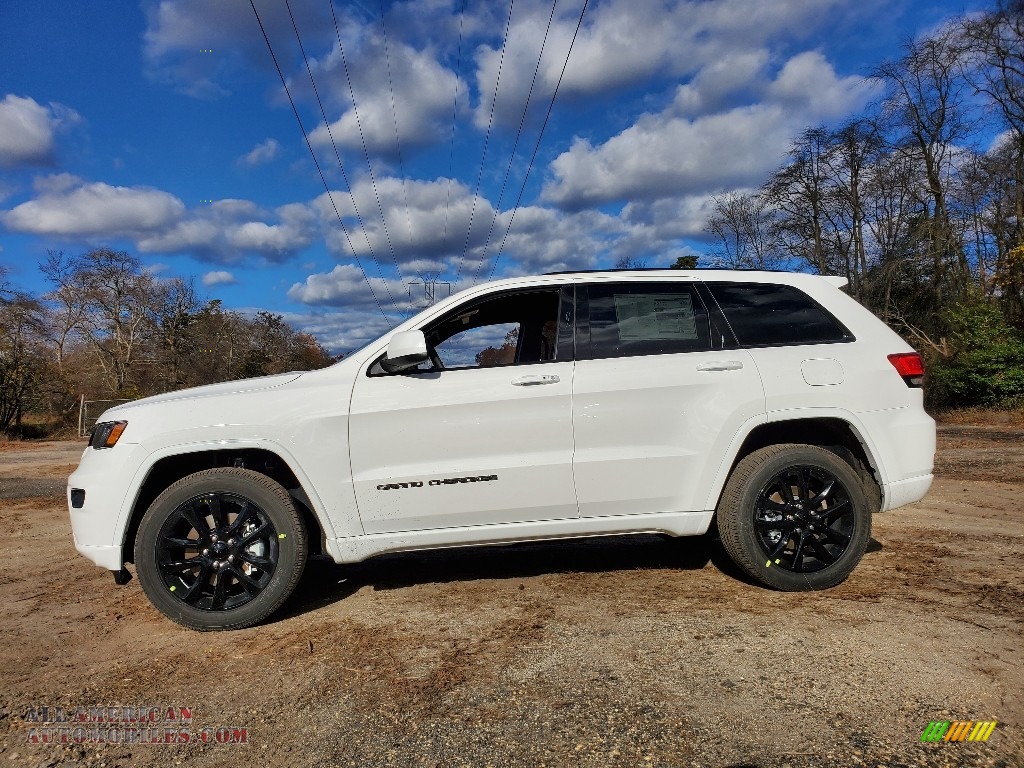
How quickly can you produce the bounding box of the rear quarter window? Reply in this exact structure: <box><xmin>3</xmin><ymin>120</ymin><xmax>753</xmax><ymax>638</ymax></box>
<box><xmin>706</xmin><ymin>282</ymin><xmax>852</xmax><ymax>347</ymax></box>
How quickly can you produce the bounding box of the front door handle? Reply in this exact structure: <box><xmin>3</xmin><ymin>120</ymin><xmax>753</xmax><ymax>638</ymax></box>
<box><xmin>696</xmin><ymin>360</ymin><xmax>744</xmax><ymax>372</ymax></box>
<box><xmin>511</xmin><ymin>374</ymin><xmax>561</xmax><ymax>386</ymax></box>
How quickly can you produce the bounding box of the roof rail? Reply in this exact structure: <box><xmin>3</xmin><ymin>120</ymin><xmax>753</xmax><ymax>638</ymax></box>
<box><xmin>543</xmin><ymin>267</ymin><xmax>806</xmax><ymax>276</ymax></box>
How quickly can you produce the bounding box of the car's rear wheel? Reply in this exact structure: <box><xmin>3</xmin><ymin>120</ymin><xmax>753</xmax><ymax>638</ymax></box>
<box><xmin>717</xmin><ymin>444</ymin><xmax>870</xmax><ymax>590</ymax></box>
<box><xmin>135</xmin><ymin>468</ymin><xmax>307</xmax><ymax>630</ymax></box>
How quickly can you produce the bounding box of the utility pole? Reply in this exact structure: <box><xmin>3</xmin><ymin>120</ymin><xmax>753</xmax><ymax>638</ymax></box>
<box><xmin>407</xmin><ymin>277</ymin><xmax>452</xmax><ymax>311</ymax></box>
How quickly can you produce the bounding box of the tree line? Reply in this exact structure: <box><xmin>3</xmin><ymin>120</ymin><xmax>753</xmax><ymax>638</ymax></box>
<box><xmin>0</xmin><ymin>249</ymin><xmax>335</xmax><ymax>437</ymax></box>
<box><xmin>703</xmin><ymin>2</ymin><xmax>1024</xmax><ymax>409</ymax></box>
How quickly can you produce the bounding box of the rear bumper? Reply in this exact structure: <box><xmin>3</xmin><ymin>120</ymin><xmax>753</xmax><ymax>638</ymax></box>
<box><xmin>856</xmin><ymin>403</ymin><xmax>935</xmax><ymax>511</ymax></box>
<box><xmin>882</xmin><ymin>473</ymin><xmax>934</xmax><ymax>511</ymax></box>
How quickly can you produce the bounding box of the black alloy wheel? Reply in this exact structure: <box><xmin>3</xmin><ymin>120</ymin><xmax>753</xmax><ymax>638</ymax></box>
<box><xmin>155</xmin><ymin>491</ymin><xmax>279</xmax><ymax>611</ymax></box>
<box><xmin>752</xmin><ymin>465</ymin><xmax>855</xmax><ymax>573</ymax></box>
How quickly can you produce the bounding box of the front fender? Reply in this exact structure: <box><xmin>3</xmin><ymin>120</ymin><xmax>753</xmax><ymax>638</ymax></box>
<box><xmin>113</xmin><ymin>437</ymin><xmax>349</xmax><ymax>560</ymax></box>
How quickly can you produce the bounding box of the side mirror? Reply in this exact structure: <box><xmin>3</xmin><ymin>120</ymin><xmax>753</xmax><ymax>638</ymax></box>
<box><xmin>381</xmin><ymin>330</ymin><xmax>429</xmax><ymax>372</ymax></box>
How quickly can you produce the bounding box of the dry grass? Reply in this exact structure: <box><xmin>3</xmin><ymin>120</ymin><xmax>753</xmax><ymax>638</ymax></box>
<box><xmin>0</xmin><ymin>441</ymin><xmax>47</xmax><ymax>453</ymax></box>
<box><xmin>932</xmin><ymin>406</ymin><xmax>1024</xmax><ymax>426</ymax></box>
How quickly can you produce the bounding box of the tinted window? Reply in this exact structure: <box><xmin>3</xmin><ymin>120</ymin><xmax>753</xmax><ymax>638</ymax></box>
<box><xmin>584</xmin><ymin>283</ymin><xmax>711</xmax><ymax>359</ymax></box>
<box><xmin>371</xmin><ymin>288</ymin><xmax>565</xmax><ymax>375</ymax></box>
<box><xmin>707</xmin><ymin>282</ymin><xmax>851</xmax><ymax>347</ymax></box>
<box><xmin>428</xmin><ymin>290</ymin><xmax>561</xmax><ymax>369</ymax></box>
<box><xmin>437</xmin><ymin>322</ymin><xmax>523</xmax><ymax>368</ymax></box>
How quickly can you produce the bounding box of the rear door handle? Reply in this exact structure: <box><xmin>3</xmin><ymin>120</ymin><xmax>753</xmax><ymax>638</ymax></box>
<box><xmin>696</xmin><ymin>360</ymin><xmax>744</xmax><ymax>372</ymax></box>
<box><xmin>511</xmin><ymin>374</ymin><xmax>560</xmax><ymax>386</ymax></box>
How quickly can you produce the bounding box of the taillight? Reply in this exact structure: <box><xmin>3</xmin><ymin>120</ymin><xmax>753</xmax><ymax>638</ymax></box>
<box><xmin>887</xmin><ymin>353</ymin><xmax>924</xmax><ymax>387</ymax></box>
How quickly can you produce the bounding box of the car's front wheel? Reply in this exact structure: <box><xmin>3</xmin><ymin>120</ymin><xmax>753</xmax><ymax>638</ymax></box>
<box><xmin>717</xmin><ymin>444</ymin><xmax>871</xmax><ymax>591</ymax></box>
<box><xmin>135</xmin><ymin>468</ymin><xmax>307</xmax><ymax>630</ymax></box>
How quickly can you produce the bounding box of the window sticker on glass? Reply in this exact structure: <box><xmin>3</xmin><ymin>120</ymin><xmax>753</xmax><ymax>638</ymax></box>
<box><xmin>613</xmin><ymin>293</ymin><xmax>698</xmax><ymax>341</ymax></box>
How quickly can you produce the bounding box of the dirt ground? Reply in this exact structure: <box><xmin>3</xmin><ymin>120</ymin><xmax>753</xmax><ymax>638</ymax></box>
<box><xmin>0</xmin><ymin>426</ymin><xmax>1021</xmax><ymax>768</ymax></box>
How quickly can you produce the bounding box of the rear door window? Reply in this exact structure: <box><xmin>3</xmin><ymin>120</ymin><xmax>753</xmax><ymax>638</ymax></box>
<box><xmin>581</xmin><ymin>283</ymin><xmax>712</xmax><ymax>359</ymax></box>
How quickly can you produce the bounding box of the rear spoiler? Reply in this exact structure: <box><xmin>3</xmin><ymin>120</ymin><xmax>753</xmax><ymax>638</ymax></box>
<box><xmin>820</xmin><ymin>275</ymin><xmax>849</xmax><ymax>289</ymax></box>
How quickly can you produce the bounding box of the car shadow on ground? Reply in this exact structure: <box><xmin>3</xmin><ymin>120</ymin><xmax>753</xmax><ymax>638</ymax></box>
<box><xmin>277</xmin><ymin>532</ymin><xmax>724</xmax><ymax>621</ymax></box>
<box><xmin>275</xmin><ymin>533</ymin><xmax>886</xmax><ymax>622</ymax></box>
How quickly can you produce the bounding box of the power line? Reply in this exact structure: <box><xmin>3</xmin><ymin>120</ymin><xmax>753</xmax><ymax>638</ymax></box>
<box><xmin>248</xmin><ymin>0</ymin><xmax>392</xmax><ymax>325</ymax></box>
<box><xmin>487</xmin><ymin>0</ymin><xmax>590</xmax><ymax>282</ymax></box>
<box><xmin>453</xmin><ymin>0</ymin><xmax>517</xmax><ymax>283</ymax></box>
<box><xmin>378</xmin><ymin>0</ymin><xmax>414</xmax><ymax>265</ymax></box>
<box><xmin>328</xmin><ymin>0</ymin><xmax>407</xmax><ymax>292</ymax></box>
<box><xmin>283</xmin><ymin>0</ymin><xmax>400</xmax><ymax>316</ymax></box>
<box><xmin>442</xmin><ymin>1</ymin><xmax>467</xmax><ymax>272</ymax></box>
<box><xmin>472</xmin><ymin>0</ymin><xmax>559</xmax><ymax>286</ymax></box>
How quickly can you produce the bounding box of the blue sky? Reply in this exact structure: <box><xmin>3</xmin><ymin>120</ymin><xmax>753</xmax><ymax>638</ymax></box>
<box><xmin>0</xmin><ymin>0</ymin><xmax>981</xmax><ymax>353</ymax></box>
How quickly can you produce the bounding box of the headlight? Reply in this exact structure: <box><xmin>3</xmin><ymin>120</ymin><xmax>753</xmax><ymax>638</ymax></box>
<box><xmin>89</xmin><ymin>421</ymin><xmax>128</xmax><ymax>449</ymax></box>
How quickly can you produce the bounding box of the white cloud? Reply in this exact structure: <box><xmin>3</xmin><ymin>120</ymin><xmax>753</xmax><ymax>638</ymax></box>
<box><xmin>988</xmin><ymin>130</ymin><xmax>1015</xmax><ymax>153</ymax></box>
<box><xmin>238</xmin><ymin>138</ymin><xmax>280</xmax><ymax>166</ymax></box>
<box><xmin>0</xmin><ymin>95</ymin><xmax>80</xmax><ymax>168</ymax></box>
<box><xmin>541</xmin><ymin>52</ymin><xmax>878</xmax><ymax>208</ymax></box>
<box><xmin>471</xmin><ymin>0</ymin><xmax>852</xmax><ymax>128</ymax></box>
<box><xmin>202</xmin><ymin>270</ymin><xmax>236</xmax><ymax>287</ymax></box>
<box><xmin>311</xmin><ymin>176</ymin><xmax>495</xmax><ymax>269</ymax></box>
<box><xmin>32</xmin><ymin>172</ymin><xmax>83</xmax><ymax>194</ymax></box>
<box><xmin>287</xmin><ymin>263</ymin><xmax>409</xmax><ymax>310</ymax></box>
<box><xmin>0</xmin><ymin>184</ymin><xmax>314</xmax><ymax>266</ymax></box>
<box><xmin>139</xmin><ymin>199</ymin><xmax>317</xmax><ymax>263</ymax></box>
<box><xmin>671</xmin><ymin>50</ymin><xmax>771</xmax><ymax>117</ymax></box>
<box><xmin>283</xmin><ymin>306</ymin><xmax>396</xmax><ymax>356</ymax></box>
<box><xmin>1</xmin><ymin>178</ymin><xmax>184</xmax><ymax>237</ymax></box>
<box><xmin>308</xmin><ymin>36</ymin><xmax>465</xmax><ymax>158</ymax></box>
<box><xmin>485</xmin><ymin>206</ymin><xmax>610</xmax><ymax>276</ymax></box>
<box><xmin>766</xmin><ymin>51</ymin><xmax>875</xmax><ymax>114</ymax></box>
<box><xmin>291</xmin><ymin>186</ymin><xmax>691</xmax><ymax>303</ymax></box>
<box><xmin>137</xmin><ymin>218</ymin><xmax>222</xmax><ymax>254</ymax></box>
<box><xmin>227</xmin><ymin>218</ymin><xmax>309</xmax><ymax>254</ymax></box>
<box><xmin>620</xmin><ymin>195</ymin><xmax>722</xmax><ymax>241</ymax></box>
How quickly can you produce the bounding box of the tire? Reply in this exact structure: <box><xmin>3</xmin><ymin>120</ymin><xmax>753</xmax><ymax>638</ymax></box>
<box><xmin>135</xmin><ymin>468</ymin><xmax>307</xmax><ymax>631</ymax></box>
<box><xmin>717</xmin><ymin>444</ymin><xmax>870</xmax><ymax>591</ymax></box>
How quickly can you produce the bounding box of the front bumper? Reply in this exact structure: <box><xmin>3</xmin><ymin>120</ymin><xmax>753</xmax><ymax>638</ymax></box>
<box><xmin>73</xmin><ymin>543</ymin><xmax>124</xmax><ymax>570</ymax></box>
<box><xmin>67</xmin><ymin>442</ymin><xmax>147</xmax><ymax>569</ymax></box>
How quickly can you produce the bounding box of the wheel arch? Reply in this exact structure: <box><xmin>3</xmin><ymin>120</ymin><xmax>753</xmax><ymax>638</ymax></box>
<box><xmin>706</xmin><ymin>415</ymin><xmax>884</xmax><ymax>515</ymax></box>
<box><xmin>121</xmin><ymin>446</ymin><xmax>329</xmax><ymax>566</ymax></box>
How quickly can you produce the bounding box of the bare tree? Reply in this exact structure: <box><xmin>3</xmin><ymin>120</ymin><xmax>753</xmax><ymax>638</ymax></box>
<box><xmin>876</xmin><ymin>28</ymin><xmax>976</xmax><ymax>311</ymax></box>
<box><xmin>824</xmin><ymin>120</ymin><xmax>888</xmax><ymax>299</ymax></box>
<box><xmin>862</xmin><ymin>148</ymin><xmax>926</xmax><ymax>321</ymax></box>
<box><xmin>764</xmin><ymin>127</ymin><xmax>833</xmax><ymax>275</ymax></box>
<box><xmin>0</xmin><ymin>270</ymin><xmax>47</xmax><ymax>435</ymax></box>
<box><xmin>153</xmin><ymin>276</ymin><xmax>201</xmax><ymax>391</ymax></box>
<box><xmin>961</xmin><ymin>3</ymin><xmax>1024</xmax><ymax>321</ymax></box>
<box><xmin>613</xmin><ymin>255</ymin><xmax>649</xmax><ymax>269</ymax></box>
<box><xmin>961</xmin><ymin>1</ymin><xmax>1024</xmax><ymax>138</ymax></box>
<box><xmin>43</xmin><ymin>249</ymin><xmax>162</xmax><ymax>396</ymax></box>
<box><xmin>705</xmin><ymin>191</ymin><xmax>782</xmax><ymax>270</ymax></box>
<box><xmin>39</xmin><ymin>250</ymin><xmax>88</xmax><ymax>378</ymax></box>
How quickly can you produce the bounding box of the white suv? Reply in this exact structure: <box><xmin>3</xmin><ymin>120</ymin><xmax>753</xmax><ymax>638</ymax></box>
<box><xmin>68</xmin><ymin>270</ymin><xmax>935</xmax><ymax>630</ymax></box>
